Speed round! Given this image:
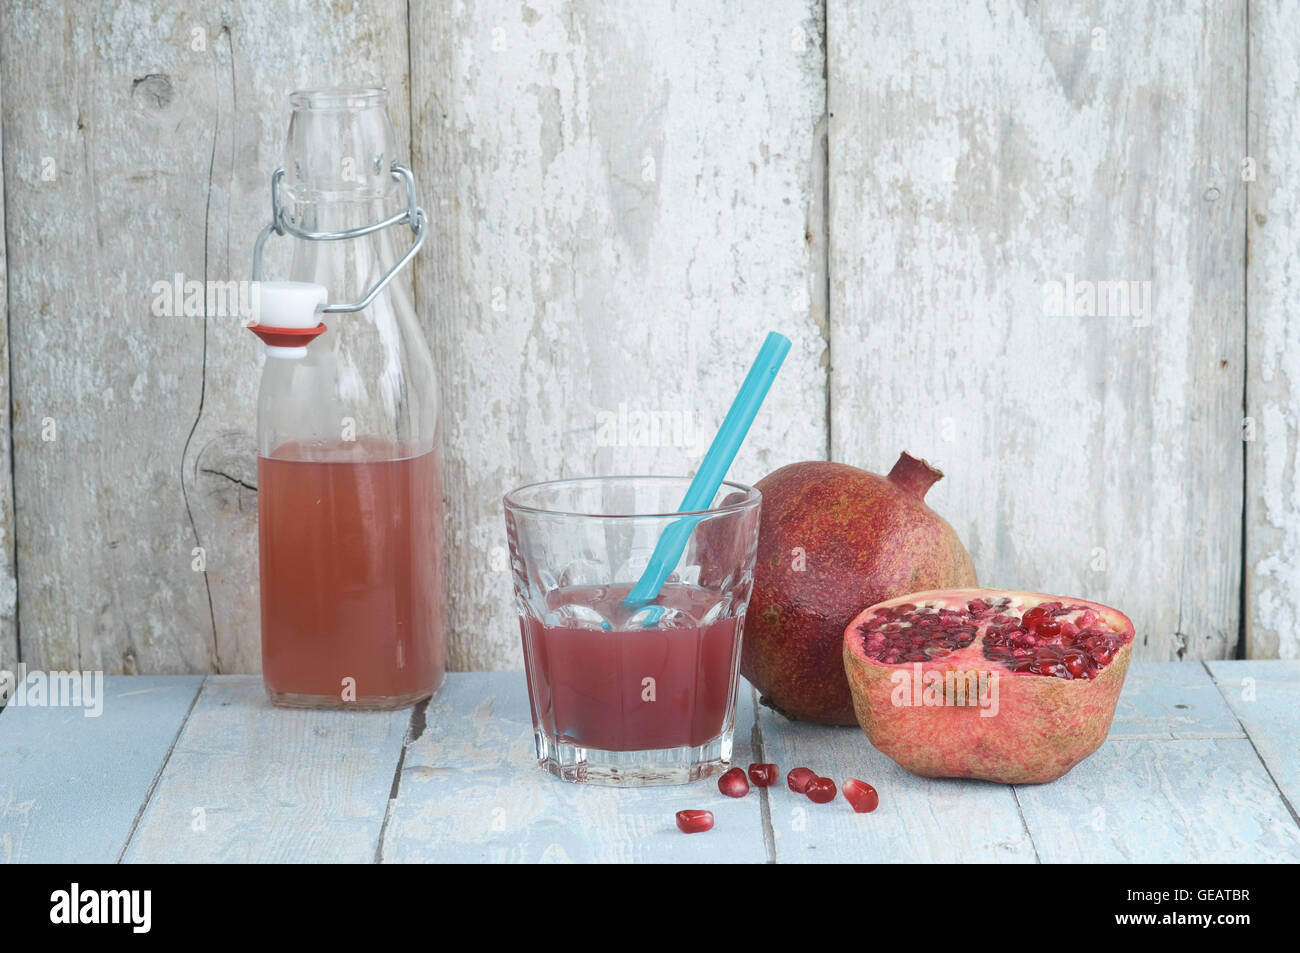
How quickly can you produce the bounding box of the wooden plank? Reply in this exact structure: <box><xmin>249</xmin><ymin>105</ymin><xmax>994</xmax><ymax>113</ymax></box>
<box><xmin>1109</xmin><ymin>660</ymin><xmax>1244</xmax><ymax>740</ymax></box>
<box><xmin>827</xmin><ymin>0</ymin><xmax>1246</xmax><ymax>661</ymax></box>
<box><xmin>1015</xmin><ymin>738</ymin><xmax>1300</xmax><ymax>862</ymax></box>
<box><xmin>1245</xmin><ymin>0</ymin><xmax>1300</xmax><ymax>659</ymax></box>
<box><xmin>0</xmin><ymin>675</ymin><xmax>202</xmax><ymax>863</ymax></box>
<box><xmin>0</xmin><ymin>75</ymin><xmax>16</xmax><ymax>667</ymax></box>
<box><xmin>122</xmin><ymin>676</ymin><xmax>409</xmax><ymax>863</ymax></box>
<box><xmin>752</xmin><ymin>661</ymin><xmax>1262</xmax><ymax>862</ymax></box>
<box><xmin>381</xmin><ymin>673</ymin><xmax>767</xmax><ymax>862</ymax></box>
<box><xmin>1205</xmin><ymin>658</ymin><xmax>1300</xmax><ymax>682</ymax></box>
<box><xmin>0</xmin><ymin>2</ymin><xmax>410</xmax><ymax>674</ymax></box>
<box><xmin>1206</xmin><ymin>659</ymin><xmax>1300</xmax><ymax>810</ymax></box>
<box><xmin>754</xmin><ymin>696</ymin><xmax>1037</xmax><ymax>863</ymax></box>
<box><xmin>410</xmin><ymin>0</ymin><xmax>830</xmax><ymax>669</ymax></box>
<box><xmin>0</xmin><ymin>665</ymin><xmax>1291</xmax><ymax>863</ymax></box>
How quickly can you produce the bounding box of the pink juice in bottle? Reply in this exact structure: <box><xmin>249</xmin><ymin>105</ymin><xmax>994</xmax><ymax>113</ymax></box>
<box><xmin>520</xmin><ymin>584</ymin><xmax>743</xmax><ymax>751</ymax></box>
<box><xmin>258</xmin><ymin>437</ymin><xmax>447</xmax><ymax>708</ymax></box>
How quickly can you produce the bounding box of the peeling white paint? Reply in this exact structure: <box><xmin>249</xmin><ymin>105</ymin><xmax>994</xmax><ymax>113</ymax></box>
<box><xmin>1246</xmin><ymin>0</ymin><xmax>1300</xmax><ymax>658</ymax></box>
<box><xmin>828</xmin><ymin>0</ymin><xmax>1247</xmax><ymax>660</ymax></box>
<box><xmin>2</xmin><ymin>0</ymin><xmax>1296</xmax><ymax>673</ymax></box>
<box><xmin>412</xmin><ymin>0</ymin><xmax>829</xmax><ymax>669</ymax></box>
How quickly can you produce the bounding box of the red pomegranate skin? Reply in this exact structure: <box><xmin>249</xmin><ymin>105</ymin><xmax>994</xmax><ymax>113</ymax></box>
<box><xmin>742</xmin><ymin>455</ymin><xmax>977</xmax><ymax>725</ymax></box>
<box><xmin>843</xmin><ymin>588</ymin><xmax>1135</xmax><ymax>784</ymax></box>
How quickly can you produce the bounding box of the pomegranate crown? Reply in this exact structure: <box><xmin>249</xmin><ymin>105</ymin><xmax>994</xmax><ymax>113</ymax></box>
<box><xmin>888</xmin><ymin>451</ymin><xmax>943</xmax><ymax>499</ymax></box>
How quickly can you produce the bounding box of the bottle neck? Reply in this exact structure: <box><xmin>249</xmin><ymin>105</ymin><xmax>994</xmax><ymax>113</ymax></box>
<box><xmin>287</xmin><ymin>196</ymin><xmax>402</xmax><ymax>304</ymax></box>
<box><xmin>280</xmin><ymin>88</ymin><xmax>403</xmax><ymax>301</ymax></box>
<box><xmin>289</xmin><ymin>195</ymin><xmax>395</xmax><ymax>232</ymax></box>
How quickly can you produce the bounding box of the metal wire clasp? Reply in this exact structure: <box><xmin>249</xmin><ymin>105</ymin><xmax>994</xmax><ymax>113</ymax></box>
<box><xmin>250</xmin><ymin>161</ymin><xmax>426</xmax><ymax>314</ymax></box>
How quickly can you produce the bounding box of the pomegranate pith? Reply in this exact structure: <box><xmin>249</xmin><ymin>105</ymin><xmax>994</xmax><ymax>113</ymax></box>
<box><xmin>675</xmin><ymin>810</ymin><xmax>714</xmax><ymax>834</ymax></box>
<box><xmin>718</xmin><ymin>767</ymin><xmax>750</xmax><ymax>798</ymax></box>
<box><xmin>843</xmin><ymin>588</ymin><xmax>1135</xmax><ymax>784</ymax></box>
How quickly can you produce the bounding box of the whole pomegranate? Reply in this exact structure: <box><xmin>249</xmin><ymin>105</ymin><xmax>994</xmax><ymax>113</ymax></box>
<box><xmin>843</xmin><ymin>588</ymin><xmax>1135</xmax><ymax>784</ymax></box>
<box><xmin>742</xmin><ymin>453</ymin><xmax>976</xmax><ymax>725</ymax></box>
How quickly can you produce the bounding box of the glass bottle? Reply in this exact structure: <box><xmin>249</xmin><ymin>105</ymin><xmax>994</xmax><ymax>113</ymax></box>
<box><xmin>250</xmin><ymin>86</ymin><xmax>446</xmax><ymax>710</ymax></box>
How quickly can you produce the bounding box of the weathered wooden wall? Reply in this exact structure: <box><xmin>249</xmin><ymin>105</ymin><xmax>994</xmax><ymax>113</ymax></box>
<box><xmin>0</xmin><ymin>0</ymin><xmax>410</xmax><ymax>672</ymax></box>
<box><xmin>410</xmin><ymin>0</ymin><xmax>829</xmax><ymax>668</ymax></box>
<box><xmin>1246</xmin><ymin>0</ymin><xmax>1300</xmax><ymax>660</ymax></box>
<box><xmin>0</xmin><ymin>0</ymin><xmax>1293</xmax><ymax>672</ymax></box>
<box><xmin>0</xmin><ymin>71</ymin><xmax>15</xmax><ymax>666</ymax></box>
<box><xmin>828</xmin><ymin>0</ymin><xmax>1246</xmax><ymax>660</ymax></box>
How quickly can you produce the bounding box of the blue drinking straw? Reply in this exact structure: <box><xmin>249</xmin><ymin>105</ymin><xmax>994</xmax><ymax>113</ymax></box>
<box><xmin>625</xmin><ymin>331</ymin><xmax>792</xmax><ymax>608</ymax></box>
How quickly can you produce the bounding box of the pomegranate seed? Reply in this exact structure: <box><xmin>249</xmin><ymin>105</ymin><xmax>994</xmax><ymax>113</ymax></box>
<box><xmin>967</xmin><ymin>598</ymin><xmax>988</xmax><ymax>614</ymax></box>
<box><xmin>1031</xmin><ymin>658</ymin><xmax>1069</xmax><ymax>678</ymax></box>
<box><xmin>1037</xmin><ymin>619</ymin><xmax>1062</xmax><ymax>640</ymax></box>
<box><xmin>718</xmin><ymin>767</ymin><xmax>750</xmax><ymax>798</ymax></box>
<box><xmin>842</xmin><ymin>778</ymin><xmax>879</xmax><ymax>813</ymax></box>
<box><xmin>675</xmin><ymin>809</ymin><xmax>714</xmax><ymax>834</ymax></box>
<box><xmin>805</xmin><ymin>777</ymin><xmax>837</xmax><ymax>803</ymax></box>
<box><xmin>787</xmin><ymin>767</ymin><xmax>817</xmax><ymax>793</ymax></box>
<box><xmin>747</xmin><ymin>763</ymin><xmax>778</xmax><ymax>786</ymax></box>
<box><xmin>1023</xmin><ymin>606</ymin><xmax>1048</xmax><ymax>629</ymax></box>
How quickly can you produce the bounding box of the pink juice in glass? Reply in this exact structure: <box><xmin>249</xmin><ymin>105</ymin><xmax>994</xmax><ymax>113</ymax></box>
<box><xmin>520</xmin><ymin>584</ymin><xmax>743</xmax><ymax>752</ymax></box>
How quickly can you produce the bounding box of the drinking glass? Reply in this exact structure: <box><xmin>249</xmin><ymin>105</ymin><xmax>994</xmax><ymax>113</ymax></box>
<box><xmin>504</xmin><ymin>476</ymin><xmax>761</xmax><ymax>785</ymax></box>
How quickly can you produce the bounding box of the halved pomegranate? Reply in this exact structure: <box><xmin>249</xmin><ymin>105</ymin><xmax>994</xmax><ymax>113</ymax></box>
<box><xmin>843</xmin><ymin>588</ymin><xmax>1134</xmax><ymax>784</ymax></box>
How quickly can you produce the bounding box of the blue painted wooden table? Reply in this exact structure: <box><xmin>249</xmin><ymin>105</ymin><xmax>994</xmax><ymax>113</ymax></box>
<box><xmin>1</xmin><ymin>663</ymin><xmax>1296</xmax><ymax>863</ymax></box>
